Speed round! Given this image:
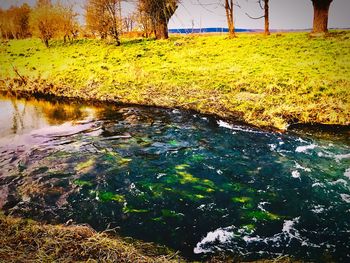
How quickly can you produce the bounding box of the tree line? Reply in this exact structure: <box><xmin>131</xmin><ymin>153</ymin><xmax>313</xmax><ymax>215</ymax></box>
<box><xmin>0</xmin><ymin>0</ymin><xmax>78</xmax><ymax>47</ymax></box>
<box><xmin>0</xmin><ymin>0</ymin><xmax>335</xmax><ymax>47</ymax></box>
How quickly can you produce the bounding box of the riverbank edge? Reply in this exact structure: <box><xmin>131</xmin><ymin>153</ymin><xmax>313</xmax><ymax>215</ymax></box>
<box><xmin>1</xmin><ymin>77</ymin><xmax>349</xmax><ymax>133</ymax></box>
<box><xmin>0</xmin><ymin>213</ymin><xmax>182</xmax><ymax>262</ymax></box>
<box><xmin>0</xmin><ymin>77</ymin><xmax>276</xmax><ymax>131</ymax></box>
<box><xmin>0</xmin><ymin>213</ymin><xmax>301</xmax><ymax>263</ymax></box>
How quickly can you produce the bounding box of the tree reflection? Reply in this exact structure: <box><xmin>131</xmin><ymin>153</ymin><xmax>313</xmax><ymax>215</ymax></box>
<box><xmin>10</xmin><ymin>98</ymin><xmax>26</xmax><ymax>134</ymax></box>
<box><xmin>4</xmin><ymin>96</ymin><xmax>89</xmax><ymax>136</ymax></box>
<box><xmin>41</xmin><ymin>102</ymin><xmax>86</xmax><ymax>125</ymax></box>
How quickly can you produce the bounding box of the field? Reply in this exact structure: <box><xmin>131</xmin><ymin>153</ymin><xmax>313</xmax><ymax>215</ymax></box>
<box><xmin>1</xmin><ymin>31</ymin><xmax>349</xmax><ymax>129</ymax></box>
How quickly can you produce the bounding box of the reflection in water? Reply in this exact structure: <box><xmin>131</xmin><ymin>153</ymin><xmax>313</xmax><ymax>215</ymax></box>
<box><xmin>0</xmin><ymin>94</ymin><xmax>349</xmax><ymax>262</ymax></box>
<box><xmin>10</xmin><ymin>98</ymin><xmax>25</xmax><ymax>134</ymax></box>
<box><xmin>41</xmin><ymin>103</ymin><xmax>86</xmax><ymax>125</ymax></box>
<box><xmin>1</xmin><ymin>96</ymin><xmax>88</xmax><ymax>136</ymax></box>
<box><xmin>0</xmin><ymin>96</ymin><xmax>92</xmax><ymax>146</ymax></box>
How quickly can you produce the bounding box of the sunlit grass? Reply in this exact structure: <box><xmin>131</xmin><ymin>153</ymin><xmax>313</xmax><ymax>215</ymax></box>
<box><xmin>1</xmin><ymin>31</ymin><xmax>349</xmax><ymax>129</ymax></box>
<box><xmin>0</xmin><ymin>213</ymin><xmax>180</xmax><ymax>262</ymax></box>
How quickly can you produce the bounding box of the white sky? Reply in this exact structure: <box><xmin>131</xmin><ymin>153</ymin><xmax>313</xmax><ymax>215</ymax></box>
<box><xmin>1</xmin><ymin>0</ymin><xmax>350</xmax><ymax>30</ymax></box>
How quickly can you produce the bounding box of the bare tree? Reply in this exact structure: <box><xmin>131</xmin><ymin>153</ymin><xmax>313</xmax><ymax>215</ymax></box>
<box><xmin>311</xmin><ymin>0</ymin><xmax>333</xmax><ymax>34</ymax></box>
<box><xmin>123</xmin><ymin>13</ymin><xmax>136</xmax><ymax>33</ymax></box>
<box><xmin>135</xmin><ymin>4</ymin><xmax>152</xmax><ymax>37</ymax></box>
<box><xmin>29</xmin><ymin>0</ymin><xmax>79</xmax><ymax>47</ymax></box>
<box><xmin>0</xmin><ymin>4</ymin><xmax>31</xmax><ymax>39</ymax></box>
<box><xmin>263</xmin><ymin>0</ymin><xmax>269</xmax><ymax>35</ymax></box>
<box><xmin>138</xmin><ymin>0</ymin><xmax>178</xmax><ymax>39</ymax></box>
<box><xmin>30</xmin><ymin>0</ymin><xmax>61</xmax><ymax>47</ymax></box>
<box><xmin>245</xmin><ymin>0</ymin><xmax>270</xmax><ymax>35</ymax></box>
<box><xmin>86</xmin><ymin>0</ymin><xmax>108</xmax><ymax>38</ymax></box>
<box><xmin>225</xmin><ymin>0</ymin><xmax>236</xmax><ymax>38</ymax></box>
<box><xmin>85</xmin><ymin>0</ymin><xmax>122</xmax><ymax>45</ymax></box>
<box><xmin>57</xmin><ymin>3</ymin><xmax>79</xmax><ymax>43</ymax></box>
<box><xmin>196</xmin><ymin>0</ymin><xmax>238</xmax><ymax>38</ymax></box>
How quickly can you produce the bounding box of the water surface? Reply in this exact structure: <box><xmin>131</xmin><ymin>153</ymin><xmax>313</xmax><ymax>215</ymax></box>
<box><xmin>0</xmin><ymin>94</ymin><xmax>349</xmax><ymax>261</ymax></box>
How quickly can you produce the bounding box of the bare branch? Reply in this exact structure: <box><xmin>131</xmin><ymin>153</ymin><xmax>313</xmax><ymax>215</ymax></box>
<box><xmin>245</xmin><ymin>12</ymin><xmax>264</xmax><ymax>20</ymax></box>
<box><xmin>11</xmin><ymin>64</ymin><xmax>27</xmax><ymax>84</ymax></box>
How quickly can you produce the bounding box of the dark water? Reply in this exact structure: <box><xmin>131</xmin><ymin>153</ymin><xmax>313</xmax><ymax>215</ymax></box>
<box><xmin>0</xmin><ymin>95</ymin><xmax>349</xmax><ymax>261</ymax></box>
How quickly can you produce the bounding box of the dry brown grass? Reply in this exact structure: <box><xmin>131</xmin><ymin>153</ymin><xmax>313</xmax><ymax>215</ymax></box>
<box><xmin>0</xmin><ymin>214</ymin><xmax>181</xmax><ymax>263</ymax></box>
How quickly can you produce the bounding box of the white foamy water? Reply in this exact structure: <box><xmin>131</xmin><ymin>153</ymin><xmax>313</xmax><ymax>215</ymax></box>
<box><xmin>295</xmin><ymin>144</ymin><xmax>317</xmax><ymax>153</ymax></box>
<box><xmin>194</xmin><ymin>216</ymin><xmax>323</xmax><ymax>255</ymax></box>
<box><xmin>194</xmin><ymin>227</ymin><xmax>233</xmax><ymax>254</ymax></box>
<box><xmin>217</xmin><ymin>120</ymin><xmax>264</xmax><ymax>134</ymax></box>
<box><xmin>335</xmin><ymin>153</ymin><xmax>350</xmax><ymax>162</ymax></box>
<box><xmin>292</xmin><ymin>170</ymin><xmax>301</xmax><ymax>178</ymax></box>
<box><xmin>295</xmin><ymin>162</ymin><xmax>311</xmax><ymax>172</ymax></box>
<box><xmin>269</xmin><ymin>144</ymin><xmax>277</xmax><ymax>151</ymax></box>
<box><xmin>330</xmin><ymin>179</ymin><xmax>348</xmax><ymax>186</ymax></box>
<box><xmin>311</xmin><ymin>205</ymin><xmax>325</xmax><ymax>214</ymax></box>
<box><xmin>345</xmin><ymin>168</ymin><xmax>350</xmax><ymax>180</ymax></box>
<box><xmin>340</xmin><ymin>194</ymin><xmax>350</xmax><ymax>203</ymax></box>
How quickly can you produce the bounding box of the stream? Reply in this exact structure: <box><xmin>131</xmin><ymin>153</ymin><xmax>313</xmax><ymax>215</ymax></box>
<box><xmin>0</xmin><ymin>94</ymin><xmax>349</xmax><ymax>261</ymax></box>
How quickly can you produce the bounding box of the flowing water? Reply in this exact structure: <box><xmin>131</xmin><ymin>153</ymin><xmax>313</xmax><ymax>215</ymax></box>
<box><xmin>0</xmin><ymin>94</ymin><xmax>349</xmax><ymax>261</ymax></box>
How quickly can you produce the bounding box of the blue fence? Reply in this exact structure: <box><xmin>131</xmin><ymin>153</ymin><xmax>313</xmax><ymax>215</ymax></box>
<box><xmin>168</xmin><ymin>27</ymin><xmax>254</xmax><ymax>34</ymax></box>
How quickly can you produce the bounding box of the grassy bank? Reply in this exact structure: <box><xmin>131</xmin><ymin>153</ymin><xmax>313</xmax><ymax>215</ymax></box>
<box><xmin>0</xmin><ymin>213</ymin><xmax>181</xmax><ymax>262</ymax></box>
<box><xmin>0</xmin><ymin>31</ymin><xmax>349</xmax><ymax>129</ymax></box>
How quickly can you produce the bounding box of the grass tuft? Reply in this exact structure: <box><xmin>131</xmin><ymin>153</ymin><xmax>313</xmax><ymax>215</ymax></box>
<box><xmin>0</xmin><ymin>213</ymin><xmax>181</xmax><ymax>262</ymax></box>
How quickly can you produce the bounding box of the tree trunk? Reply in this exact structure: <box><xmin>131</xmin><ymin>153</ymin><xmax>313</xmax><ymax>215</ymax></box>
<box><xmin>44</xmin><ymin>38</ymin><xmax>49</xmax><ymax>48</ymax></box>
<box><xmin>228</xmin><ymin>24</ymin><xmax>235</xmax><ymax>38</ymax></box>
<box><xmin>225</xmin><ymin>0</ymin><xmax>235</xmax><ymax>38</ymax></box>
<box><xmin>155</xmin><ymin>19</ymin><xmax>168</xmax><ymax>39</ymax></box>
<box><xmin>114</xmin><ymin>35</ymin><xmax>121</xmax><ymax>46</ymax></box>
<box><xmin>111</xmin><ymin>26</ymin><xmax>120</xmax><ymax>45</ymax></box>
<box><xmin>312</xmin><ymin>0</ymin><xmax>332</xmax><ymax>33</ymax></box>
<box><xmin>264</xmin><ymin>0</ymin><xmax>270</xmax><ymax>35</ymax></box>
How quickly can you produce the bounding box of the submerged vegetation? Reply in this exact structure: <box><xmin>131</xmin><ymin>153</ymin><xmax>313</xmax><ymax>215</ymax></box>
<box><xmin>1</xmin><ymin>31</ymin><xmax>349</xmax><ymax>129</ymax></box>
<box><xmin>1</xmin><ymin>95</ymin><xmax>349</xmax><ymax>261</ymax></box>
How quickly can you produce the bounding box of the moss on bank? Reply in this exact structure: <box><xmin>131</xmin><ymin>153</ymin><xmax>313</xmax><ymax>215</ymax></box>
<box><xmin>0</xmin><ymin>31</ymin><xmax>349</xmax><ymax>129</ymax></box>
<box><xmin>0</xmin><ymin>213</ymin><xmax>181</xmax><ymax>262</ymax></box>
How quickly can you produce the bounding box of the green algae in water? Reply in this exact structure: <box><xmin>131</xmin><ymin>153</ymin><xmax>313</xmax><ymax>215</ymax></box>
<box><xmin>76</xmin><ymin>159</ymin><xmax>95</xmax><ymax>172</ymax></box>
<box><xmin>232</xmin><ymin>197</ymin><xmax>252</xmax><ymax>203</ymax></box>
<box><xmin>0</xmin><ymin>95</ymin><xmax>349</xmax><ymax>262</ymax></box>
<box><xmin>73</xmin><ymin>179</ymin><xmax>93</xmax><ymax>187</ymax></box>
<box><xmin>177</xmin><ymin>171</ymin><xmax>199</xmax><ymax>184</ymax></box>
<box><xmin>245</xmin><ymin>210</ymin><xmax>281</xmax><ymax>221</ymax></box>
<box><xmin>123</xmin><ymin>206</ymin><xmax>149</xmax><ymax>214</ymax></box>
<box><xmin>192</xmin><ymin>185</ymin><xmax>215</xmax><ymax>193</ymax></box>
<box><xmin>168</xmin><ymin>140</ymin><xmax>180</xmax><ymax>146</ymax></box>
<box><xmin>175</xmin><ymin>164</ymin><xmax>190</xmax><ymax>170</ymax></box>
<box><xmin>190</xmin><ymin>154</ymin><xmax>206</xmax><ymax>162</ymax></box>
<box><xmin>161</xmin><ymin>209</ymin><xmax>184</xmax><ymax>218</ymax></box>
<box><xmin>102</xmin><ymin>151</ymin><xmax>132</xmax><ymax>166</ymax></box>
<box><xmin>96</xmin><ymin>191</ymin><xmax>126</xmax><ymax>203</ymax></box>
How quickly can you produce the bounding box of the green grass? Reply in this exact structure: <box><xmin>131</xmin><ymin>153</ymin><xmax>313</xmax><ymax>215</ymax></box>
<box><xmin>1</xmin><ymin>31</ymin><xmax>349</xmax><ymax>129</ymax></box>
